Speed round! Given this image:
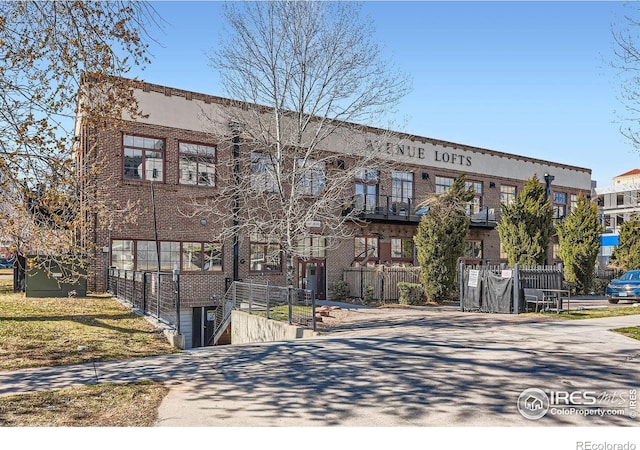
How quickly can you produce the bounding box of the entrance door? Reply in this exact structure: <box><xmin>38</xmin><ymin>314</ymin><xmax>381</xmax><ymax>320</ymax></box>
<box><xmin>299</xmin><ymin>260</ymin><xmax>326</xmax><ymax>300</ymax></box>
<box><xmin>192</xmin><ymin>306</ymin><xmax>216</xmax><ymax>348</ymax></box>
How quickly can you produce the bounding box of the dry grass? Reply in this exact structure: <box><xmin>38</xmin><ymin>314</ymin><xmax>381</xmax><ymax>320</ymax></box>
<box><xmin>614</xmin><ymin>326</ymin><xmax>640</xmax><ymax>341</ymax></box>
<box><xmin>0</xmin><ymin>278</ymin><xmax>177</xmax><ymax>371</ymax></box>
<box><xmin>0</xmin><ymin>381</ymin><xmax>168</xmax><ymax>426</ymax></box>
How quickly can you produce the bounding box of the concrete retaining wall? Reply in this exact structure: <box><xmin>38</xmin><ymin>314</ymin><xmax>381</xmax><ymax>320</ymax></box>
<box><xmin>231</xmin><ymin>311</ymin><xmax>318</xmax><ymax>345</ymax></box>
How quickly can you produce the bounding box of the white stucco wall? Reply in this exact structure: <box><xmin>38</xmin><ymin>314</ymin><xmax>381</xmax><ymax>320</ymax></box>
<box><xmin>127</xmin><ymin>86</ymin><xmax>592</xmax><ymax>191</ymax></box>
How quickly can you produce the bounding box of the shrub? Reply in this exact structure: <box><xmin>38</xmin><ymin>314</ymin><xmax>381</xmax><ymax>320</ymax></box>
<box><xmin>363</xmin><ymin>285</ymin><xmax>375</xmax><ymax>305</ymax></box>
<box><xmin>329</xmin><ymin>280</ymin><xmax>350</xmax><ymax>301</ymax></box>
<box><xmin>397</xmin><ymin>282</ymin><xmax>424</xmax><ymax>305</ymax></box>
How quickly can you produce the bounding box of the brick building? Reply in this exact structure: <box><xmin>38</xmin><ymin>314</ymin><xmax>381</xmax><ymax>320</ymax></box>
<box><xmin>75</xmin><ymin>79</ymin><xmax>592</xmax><ymax>344</ymax></box>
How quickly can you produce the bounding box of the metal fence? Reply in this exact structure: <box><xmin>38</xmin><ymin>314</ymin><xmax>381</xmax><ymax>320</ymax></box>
<box><xmin>459</xmin><ymin>263</ymin><xmax>565</xmax><ymax>314</ymax></box>
<box><xmin>343</xmin><ymin>266</ymin><xmax>421</xmax><ymax>302</ymax></box>
<box><xmin>207</xmin><ymin>281</ymin><xmax>317</xmax><ymax>346</ymax></box>
<box><xmin>518</xmin><ymin>265</ymin><xmax>564</xmax><ymax>290</ymax></box>
<box><xmin>107</xmin><ymin>268</ymin><xmax>179</xmax><ymax>329</ymax></box>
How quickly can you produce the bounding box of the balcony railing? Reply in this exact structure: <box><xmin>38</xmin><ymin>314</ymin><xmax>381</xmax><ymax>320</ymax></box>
<box><xmin>343</xmin><ymin>194</ymin><xmax>497</xmax><ymax>227</ymax></box>
<box><xmin>342</xmin><ymin>195</ymin><xmax>422</xmax><ymax>222</ymax></box>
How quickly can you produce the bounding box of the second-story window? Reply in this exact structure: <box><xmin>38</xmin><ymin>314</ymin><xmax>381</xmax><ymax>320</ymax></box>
<box><xmin>466</xmin><ymin>180</ymin><xmax>483</xmax><ymax>215</ymax></box>
<box><xmin>297</xmin><ymin>159</ymin><xmax>326</xmax><ymax>196</ymax></box>
<box><xmin>179</xmin><ymin>142</ymin><xmax>216</xmax><ymax>187</ymax></box>
<box><xmin>570</xmin><ymin>193</ymin><xmax>578</xmax><ymax>212</ymax></box>
<box><xmin>435</xmin><ymin>176</ymin><xmax>454</xmax><ymax>194</ymax></box>
<box><xmin>251</xmin><ymin>152</ymin><xmax>278</xmax><ymax>193</ymax></box>
<box><xmin>355</xmin><ymin>168</ymin><xmax>378</xmax><ymax>212</ymax></box>
<box><xmin>553</xmin><ymin>192</ymin><xmax>567</xmax><ymax>219</ymax></box>
<box><xmin>500</xmin><ymin>185</ymin><xmax>516</xmax><ymax>206</ymax></box>
<box><xmin>392</xmin><ymin>171</ymin><xmax>413</xmax><ymax>210</ymax></box>
<box><xmin>123</xmin><ymin>135</ymin><xmax>165</xmax><ymax>181</ymax></box>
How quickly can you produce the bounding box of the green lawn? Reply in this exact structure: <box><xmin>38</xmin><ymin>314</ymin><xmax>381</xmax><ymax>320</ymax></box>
<box><xmin>613</xmin><ymin>326</ymin><xmax>640</xmax><ymax>341</ymax></box>
<box><xmin>550</xmin><ymin>306</ymin><xmax>640</xmax><ymax>320</ymax></box>
<box><xmin>0</xmin><ymin>277</ymin><xmax>176</xmax><ymax>426</ymax></box>
<box><xmin>0</xmin><ymin>278</ymin><xmax>177</xmax><ymax>371</ymax></box>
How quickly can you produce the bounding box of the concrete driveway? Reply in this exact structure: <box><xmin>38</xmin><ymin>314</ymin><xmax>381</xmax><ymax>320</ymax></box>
<box><xmin>1</xmin><ymin>305</ymin><xmax>638</xmax><ymax>427</ymax></box>
<box><xmin>155</xmin><ymin>307</ymin><xmax>640</xmax><ymax>426</ymax></box>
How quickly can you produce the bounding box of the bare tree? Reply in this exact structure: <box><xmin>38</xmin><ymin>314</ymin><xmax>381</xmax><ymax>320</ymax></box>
<box><xmin>189</xmin><ymin>1</ymin><xmax>411</xmax><ymax>284</ymax></box>
<box><xmin>612</xmin><ymin>3</ymin><xmax>640</xmax><ymax>150</ymax></box>
<box><xmin>0</xmin><ymin>1</ymin><xmax>160</xmax><ymax>272</ymax></box>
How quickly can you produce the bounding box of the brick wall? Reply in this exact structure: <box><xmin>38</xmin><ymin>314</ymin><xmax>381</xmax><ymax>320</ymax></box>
<box><xmin>80</xmin><ymin>108</ymin><xmax>588</xmax><ymax>301</ymax></box>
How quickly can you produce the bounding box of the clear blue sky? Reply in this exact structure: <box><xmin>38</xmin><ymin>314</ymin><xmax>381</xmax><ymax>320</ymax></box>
<box><xmin>131</xmin><ymin>1</ymin><xmax>637</xmax><ymax>187</ymax></box>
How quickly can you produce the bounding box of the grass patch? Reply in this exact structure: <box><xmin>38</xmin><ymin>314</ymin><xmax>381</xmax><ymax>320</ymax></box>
<box><xmin>613</xmin><ymin>326</ymin><xmax>640</xmax><ymax>341</ymax></box>
<box><xmin>0</xmin><ymin>278</ymin><xmax>177</xmax><ymax>371</ymax></box>
<box><xmin>250</xmin><ymin>304</ymin><xmax>313</xmax><ymax>322</ymax></box>
<box><xmin>545</xmin><ymin>306</ymin><xmax>640</xmax><ymax>320</ymax></box>
<box><xmin>0</xmin><ymin>380</ymin><xmax>168</xmax><ymax>426</ymax></box>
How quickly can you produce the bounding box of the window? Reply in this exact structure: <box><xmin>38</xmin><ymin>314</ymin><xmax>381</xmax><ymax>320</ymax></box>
<box><xmin>182</xmin><ymin>242</ymin><xmax>222</xmax><ymax>272</ymax></box>
<box><xmin>553</xmin><ymin>192</ymin><xmax>567</xmax><ymax>219</ymax></box>
<box><xmin>500</xmin><ymin>185</ymin><xmax>516</xmax><ymax>206</ymax></box>
<box><xmin>391</xmin><ymin>238</ymin><xmax>414</xmax><ymax>261</ymax></box>
<box><xmin>136</xmin><ymin>240</ymin><xmax>159</xmax><ymax>271</ymax></box>
<box><xmin>297</xmin><ymin>159</ymin><xmax>326</xmax><ymax>196</ymax></box>
<box><xmin>179</xmin><ymin>142</ymin><xmax>216</xmax><ymax>187</ymax></box>
<box><xmin>111</xmin><ymin>240</ymin><xmax>222</xmax><ymax>272</ymax></box>
<box><xmin>464</xmin><ymin>241</ymin><xmax>483</xmax><ymax>260</ymax></box>
<box><xmin>392</xmin><ymin>171</ymin><xmax>413</xmax><ymax>211</ymax></box>
<box><xmin>250</xmin><ymin>233</ymin><xmax>281</xmax><ymax>271</ymax></box>
<box><xmin>552</xmin><ymin>243</ymin><xmax>560</xmax><ymax>260</ymax></box>
<box><xmin>160</xmin><ymin>242</ymin><xmax>181</xmax><ymax>271</ymax></box>
<box><xmin>111</xmin><ymin>239</ymin><xmax>134</xmax><ymax>270</ymax></box>
<box><xmin>354</xmin><ymin>236</ymin><xmax>378</xmax><ymax>261</ymax></box>
<box><xmin>355</xmin><ymin>168</ymin><xmax>378</xmax><ymax>212</ymax></box>
<box><xmin>570</xmin><ymin>194</ymin><xmax>578</xmax><ymax>212</ymax></box>
<box><xmin>435</xmin><ymin>176</ymin><xmax>454</xmax><ymax>194</ymax></box>
<box><xmin>465</xmin><ymin>180</ymin><xmax>483</xmax><ymax>215</ymax></box>
<box><xmin>617</xmin><ymin>193</ymin><xmax>625</xmax><ymax>206</ymax></box>
<box><xmin>251</xmin><ymin>152</ymin><xmax>278</xmax><ymax>192</ymax></box>
<box><xmin>203</xmin><ymin>243</ymin><xmax>223</xmax><ymax>271</ymax></box>
<box><xmin>123</xmin><ymin>135</ymin><xmax>165</xmax><ymax>181</ymax></box>
<box><xmin>297</xmin><ymin>236</ymin><xmax>326</xmax><ymax>258</ymax></box>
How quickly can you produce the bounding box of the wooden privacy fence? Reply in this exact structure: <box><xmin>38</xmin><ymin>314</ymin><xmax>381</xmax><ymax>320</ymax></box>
<box><xmin>343</xmin><ymin>266</ymin><xmax>420</xmax><ymax>302</ymax></box>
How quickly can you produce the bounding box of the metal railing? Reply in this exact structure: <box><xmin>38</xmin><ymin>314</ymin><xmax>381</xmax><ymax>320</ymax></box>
<box><xmin>107</xmin><ymin>268</ymin><xmax>178</xmax><ymax>329</ymax></box>
<box><xmin>343</xmin><ymin>194</ymin><xmax>496</xmax><ymax>226</ymax></box>
<box><xmin>208</xmin><ymin>281</ymin><xmax>316</xmax><ymax>346</ymax></box>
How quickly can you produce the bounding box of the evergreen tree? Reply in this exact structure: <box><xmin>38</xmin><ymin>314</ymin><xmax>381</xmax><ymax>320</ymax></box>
<box><xmin>557</xmin><ymin>194</ymin><xmax>602</xmax><ymax>294</ymax></box>
<box><xmin>497</xmin><ymin>175</ymin><xmax>554</xmax><ymax>266</ymax></box>
<box><xmin>610</xmin><ymin>214</ymin><xmax>640</xmax><ymax>271</ymax></box>
<box><xmin>414</xmin><ymin>175</ymin><xmax>474</xmax><ymax>303</ymax></box>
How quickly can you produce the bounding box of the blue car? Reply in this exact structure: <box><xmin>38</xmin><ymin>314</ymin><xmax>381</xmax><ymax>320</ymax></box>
<box><xmin>605</xmin><ymin>270</ymin><xmax>640</xmax><ymax>304</ymax></box>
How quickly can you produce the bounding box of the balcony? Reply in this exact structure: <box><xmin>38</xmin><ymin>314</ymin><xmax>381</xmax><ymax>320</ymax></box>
<box><xmin>342</xmin><ymin>195</ymin><xmax>421</xmax><ymax>223</ymax></box>
<box><xmin>343</xmin><ymin>194</ymin><xmax>497</xmax><ymax>228</ymax></box>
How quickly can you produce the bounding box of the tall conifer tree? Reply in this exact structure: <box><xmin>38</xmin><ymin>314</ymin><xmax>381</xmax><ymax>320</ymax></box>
<box><xmin>414</xmin><ymin>176</ymin><xmax>474</xmax><ymax>303</ymax></box>
<box><xmin>497</xmin><ymin>175</ymin><xmax>554</xmax><ymax>266</ymax></box>
<box><xmin>557</xmin><ymin>194</ymin><xmax>602</xmax><ymax>293</ymax></box>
